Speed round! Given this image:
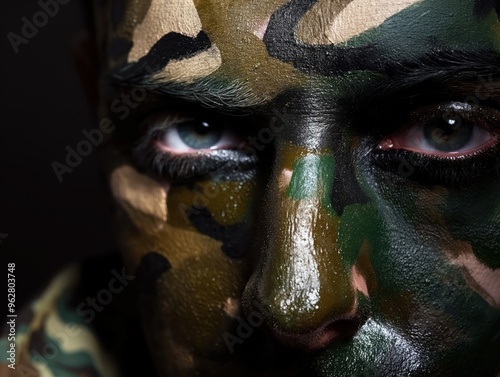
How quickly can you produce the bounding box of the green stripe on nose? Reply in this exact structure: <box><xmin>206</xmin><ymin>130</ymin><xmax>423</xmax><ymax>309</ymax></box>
<box><xmin>287</xmin><ymin>155</ymin><xmax>337</xmax><ymax>216</ymax></box>
<box><xmin>256</xmin><ymin>148</ymin><xmax>355</xmax><ymax>334</ymax></box>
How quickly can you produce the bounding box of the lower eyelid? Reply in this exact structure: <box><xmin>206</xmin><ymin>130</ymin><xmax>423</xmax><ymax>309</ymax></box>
<box><xmin>154</xmin><ymin>140</ymin><xmax>213</xmax><ymax>156</ymax></box>
<box><xmin>157</xmin><ymin>129</ymin><xmax>192</xmax><ymax>153</ymax></box>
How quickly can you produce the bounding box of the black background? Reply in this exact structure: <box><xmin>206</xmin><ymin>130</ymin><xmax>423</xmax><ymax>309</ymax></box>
<box><xmin>1</xmin><ymin>1</ymin><xmax>115</xmax><ymax>307</ymax></box>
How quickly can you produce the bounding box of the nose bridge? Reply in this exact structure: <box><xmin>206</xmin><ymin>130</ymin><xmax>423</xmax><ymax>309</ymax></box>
<box><xmin>258</xmin><ymin>145</ymin><xmax>356</xmax><ymax>333</ymax></box>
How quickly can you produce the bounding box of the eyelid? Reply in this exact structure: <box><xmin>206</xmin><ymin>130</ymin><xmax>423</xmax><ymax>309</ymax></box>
<box><xmin>132</xmin><ymin>110</ymin><xmax>258</xmax><ymax>181</ymax></box>
<box><xmin>141</xmin><ymin>112</ymin><xmax>193</xmax><ymax>134</ymax></box>
<box><xmin>378</xmin><ymin>102</ymin><xmax>500</xmax><ymax>156</ymax></box>
<box><xmin>411</xmin><ymin>102</ymin><xmax>500</xmax><ymax>133</ymax></box>
<box><xmin>135</xmin><ymin>113</ymin><xmax>188</xmax><ymax>154</ymax></box>
<box><xmin>153</xmin><ymin>124</ymin><xmax>243</xmax><ymax>155</ymax></box>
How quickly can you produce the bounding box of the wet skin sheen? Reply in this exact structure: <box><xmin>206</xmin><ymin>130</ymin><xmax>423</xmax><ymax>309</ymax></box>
<box><xmin>93</xmin><ymin>0</ymin><xmax>500</xmax><ymax>376</ymax></box>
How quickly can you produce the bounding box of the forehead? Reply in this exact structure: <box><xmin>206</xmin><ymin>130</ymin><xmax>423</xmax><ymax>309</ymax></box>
<box><xmin>100</xmin><ymin>0</ymin><xmax>500</xmax><ymax>101</ymax></box>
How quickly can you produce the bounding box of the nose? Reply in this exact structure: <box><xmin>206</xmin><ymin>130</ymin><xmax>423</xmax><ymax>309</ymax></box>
<box><xmin>243</xmin><ymin>147</ymin><xmax>365</xmax><ymax>350</ymax></box>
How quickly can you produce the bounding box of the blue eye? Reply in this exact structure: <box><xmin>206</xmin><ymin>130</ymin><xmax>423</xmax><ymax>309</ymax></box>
<box><xmin>378</xmin><ymin>103</ymin><xmax>497</xmax><ymax>157</ymax></box>
<box><xmin>176</xmin><ymin>120</ymin><xmax>224</xmax><ymax>150</ymax></box>
<box><xmin>422</xmin><ymin>116</ymin><xmax>475</xmax><ymax>153</ymax></box>
<box><xmin>153</xmin><ymin>116</ymin><xmax>243</xmax><ymax>154</ymax></box>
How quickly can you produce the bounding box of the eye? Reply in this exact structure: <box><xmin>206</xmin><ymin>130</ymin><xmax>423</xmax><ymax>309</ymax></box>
<box><xmin>149</xmin><ymin>114</ymin><xmax>243</xmax><ymax>154</ymax></box>
<box><xmin>132</xmin><ymin>111</ymin><xmax>258</xmax><ymax>182</ymax></box>
<box><xmin>378</xmin><ymin>103</ymin><xmax>497</xmax><ymax>157</ymax></box>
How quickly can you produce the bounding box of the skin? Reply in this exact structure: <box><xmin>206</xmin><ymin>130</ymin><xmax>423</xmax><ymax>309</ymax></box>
<box><xmin>91</xmin><ymin>0</ymin><xmax>500</xmax><ymax>376</ymax></box>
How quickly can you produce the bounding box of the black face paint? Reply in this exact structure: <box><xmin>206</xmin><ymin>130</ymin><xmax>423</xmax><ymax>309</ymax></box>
<box><xmin>263</xmin><ymin>0</ymin><xmax>380</xmax><ymax>75</ymax></box>
<box><xmin>474</xmin><ymin>0</ymin><xmax>500</xmax><ymax>17</ymax></box>
<box><xmin>136</xmin><ymin>252</ymin><xmax>172</xmax><ymax>294</ymax></box>
<box><xmin>119</xmin><ymin>31</ymin><xmax>213</xmax><ymax>79</ymax></box>
<box><xmin>188</xmin><ymin>208</ymin><xmax>251</xmax><ymax>259</ymax></box>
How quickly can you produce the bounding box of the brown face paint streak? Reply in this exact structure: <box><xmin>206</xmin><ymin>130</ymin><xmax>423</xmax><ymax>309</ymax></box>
<box><xmin>116</xmin><ymin>201</ymin><xmax>252</xmax><ymax>371</ymax></box>
<box><xmin>167</xmin><ymin>180</ymin><xmax>255</xmax><ymax>227</ymax></box>
<box><xmin>108</xmin><ymin>0</ymin><xmax>308</xmax><ymax>101</ymax></box>
<box><xmin>256</xmin><ymin>144</ymin><xmax>357</xmax><ymax>333</ymax></box>
<box><xmin>107</xmin><ymin>157</ymin><xmax>257</xmax><ymax>368</ymax></box>
<box><xmin>294</xmin><ymin>0</ymin><xmax>352</xmax><ymax>44</ymax></box>
<box><xmin>295</xmin><ymin>0</ymin><xmax>423</xmax><ymax>45</ymax></box>
<box><xmin>193</xmin><ymin>0</ymin><xmax>307</xmax><ymax>100</ymax></box>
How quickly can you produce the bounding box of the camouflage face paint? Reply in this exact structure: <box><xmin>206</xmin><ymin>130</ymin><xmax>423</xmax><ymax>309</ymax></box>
<box><xmin>92</xmin><ymin>0</ymin><xmax>500</xmax><ymax>375</ymax></box>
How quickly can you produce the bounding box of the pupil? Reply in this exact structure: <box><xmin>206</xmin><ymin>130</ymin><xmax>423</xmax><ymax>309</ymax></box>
<box><xmin>193</xmin><ymin>121</ymin><xmax>211</xmax><ymax>135</ymax></box>
<box><xmin>423</xmin><ymin>115</ymin><xmax>473</xmax><ymax>152</ymax></box>
<box><xmin>177</xmin><ymin>119</ymin><xmax>224</xmax><ymax>149</ymax></box>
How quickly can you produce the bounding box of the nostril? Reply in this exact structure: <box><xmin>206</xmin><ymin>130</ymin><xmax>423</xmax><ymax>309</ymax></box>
<box><xmin>269</xmin><ymin>316</ymin><xmax>365</xmax><ymax>351</ymax></box>
<box><xmin>321</xmin><ymin>318</ymin><xmax>363</xmax><ymax>343</ymax></box>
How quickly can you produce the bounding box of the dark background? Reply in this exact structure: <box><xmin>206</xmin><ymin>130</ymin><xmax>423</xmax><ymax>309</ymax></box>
<box><xmin>1</xmin><ymin>1</ymin><xmax>115</xmax><ymax>306</ymax></box>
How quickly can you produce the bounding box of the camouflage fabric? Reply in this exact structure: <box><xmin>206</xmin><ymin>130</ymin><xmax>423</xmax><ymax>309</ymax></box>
<box><xmin>0</xmin><ymin>265</ymin><xmax>119</xmax><ymax>377</ymax></box>
<box><xmin>0</xmin><ymin>256</ymin><xmax>152</xmax><ymax>377</ymax></box>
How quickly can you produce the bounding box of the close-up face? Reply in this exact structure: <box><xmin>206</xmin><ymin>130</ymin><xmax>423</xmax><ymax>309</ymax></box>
<box><xmin>93</xmin><ymin>0</ymin><xmax>500</xmax><ymax>376</ymax></box>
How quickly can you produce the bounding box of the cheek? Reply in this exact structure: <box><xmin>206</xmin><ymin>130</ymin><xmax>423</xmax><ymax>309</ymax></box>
<box><xmin>108</xmin><ymin>162</ymin><xmax>258</xmax><ymax>359</ymax></box>
<box><xmin>364</xmin><ymin>174</ymin><xmax>500</xmax><ymax>328</ymax></box>
<box><xmin>438</xmin><ymin>183</ymin><xmax>500</xmax><ymax>308</ymax></box>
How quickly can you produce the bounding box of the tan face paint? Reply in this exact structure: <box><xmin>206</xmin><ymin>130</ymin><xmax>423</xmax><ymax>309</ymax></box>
<box><xmin>351</xmin><ymin>264</ymin><xmax>369</xmax><ymax>297</ymax></box>
<box><xmin>447</xmin><ymin>240</ymin><xmax>500</xmax><ymax>308</ymax></box>
<box><xmin>351</xmin><ymin>240</ymin><xmax>377</xmax><ymax>297</ymax></box>
<box><xmin>109</xmin><ymin>168</ymin><xmax>251</xmax><ymax>359</ymax></box>
<box><xmin>278</xmin><ymin>168</ymin><xmax>293</xmax><ymax>192</ymax></box>
<box><xmin>296</xmin><ymin>0</ymin><xmax>423</xmax><ymax>45</ymax></box>
<box><xmin>128</xmin><ymin>0</ymin><xmax>203</xmax><ymax>62</ymax></box>
<box><xmin>223</xmin><ymin>297</ymin><xmax>241</xmax><ymax>318</ymax></box>
<box><xmin>421</xmin><ymin>189</ymin><xmax>500</xmax><ymax>308</ymax></box>
<box><xmin>253</xmin><ymin>16</ymin><xmax>271</xmax><ymax>40</ymax></box>
<box><xmin>153</xmin><ymin>46</ymin><xmax>222</xmax><ymax>83</ymax></box>
<box><xmin>110</xmin><ymin>165</ymin><xmax>168</xmax><ymax>233</ymax></box>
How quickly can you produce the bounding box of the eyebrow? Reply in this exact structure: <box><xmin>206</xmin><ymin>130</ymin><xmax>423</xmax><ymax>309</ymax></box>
<box><xmin>108</xmin><ymin>66</ymin><xmax>269</xmax><ymax>112</ymax></box>
<box><xmin>107</xmin><ymin>49</ymin><xmax>500</xmax><ymax>112</ymax></box>
<box><xmin>364</xmin><ymin>49</ymin><xmax>500</xmax><ymax>100</ymax></box>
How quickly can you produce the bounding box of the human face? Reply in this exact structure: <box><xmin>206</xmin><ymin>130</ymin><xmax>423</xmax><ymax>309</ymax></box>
<box><xmin>95</xmin><ymin>1</ymin><xmax>500</xmax><ymax>376</ymax></box>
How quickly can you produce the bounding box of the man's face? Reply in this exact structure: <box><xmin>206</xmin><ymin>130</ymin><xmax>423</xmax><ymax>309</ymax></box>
<box><xmin>95</xmin><ymin>0</ymin><xmax>500</xmax><ymax>375</ymax></box>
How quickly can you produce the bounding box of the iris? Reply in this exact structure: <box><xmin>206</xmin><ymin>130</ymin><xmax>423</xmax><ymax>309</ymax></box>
<box><xmin>423</xmin><ymin>115</ymin><xmax>473</xmax><ymax>152</ymax></box>
<box><xmin>176</xmin><ymin>120</ymin><xmax>224</xmax><ymax>150</ymax></box>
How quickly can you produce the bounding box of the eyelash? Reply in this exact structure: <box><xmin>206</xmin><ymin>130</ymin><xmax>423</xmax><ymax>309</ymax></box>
<box><xmin>370</xmin><ymin>104</ymin><xmax>500</xmax><ymax>186</ymax></box>
<box><xmin>132</xmin><ymin>117</ymin><xmax>258</xmax><ymax>182</ymax></box>
<box><xmin>371</xmin><ymin>144</ymin><xmax>500</xmax><ymax>187</ymax></box>
<box><xmin>131</xmin><ymin>102</ymin><xmax>500</xmax><ymax>186</ymax></box>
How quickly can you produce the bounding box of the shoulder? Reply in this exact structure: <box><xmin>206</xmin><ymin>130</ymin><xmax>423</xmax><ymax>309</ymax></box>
<box><xmin>0</xmin><ymin>262</ymin><xmax>121</xmax><ymax>377</ymax></box>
